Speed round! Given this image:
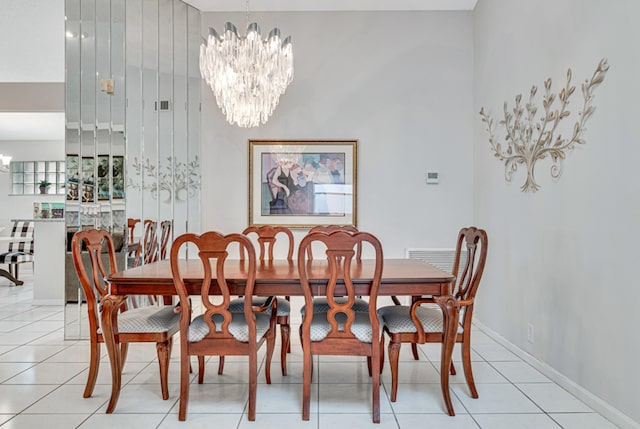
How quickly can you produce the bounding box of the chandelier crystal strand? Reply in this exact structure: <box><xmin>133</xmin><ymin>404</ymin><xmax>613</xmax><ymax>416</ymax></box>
<box><xmin>199</xmin><ymin>22</ymin><xmax>293</xmax><ymax>128</ymax></box>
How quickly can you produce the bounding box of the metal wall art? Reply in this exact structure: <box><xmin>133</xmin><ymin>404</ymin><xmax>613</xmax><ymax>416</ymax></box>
<box><xmin>126</xmin><ymin>156</ymin><xmax>200</xmax><ymax>202</ymax></box>
<box><xmin>479</xmin><ymin>59</ymin><xmax>609</xmax><ymax>192</ymax></box>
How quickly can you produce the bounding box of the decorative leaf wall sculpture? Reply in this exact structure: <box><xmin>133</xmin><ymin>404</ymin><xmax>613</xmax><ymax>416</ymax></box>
<box><xmin>479</xmin><ymin>59</ymin><xmax>609</xmax><ymax>192</ymax></box>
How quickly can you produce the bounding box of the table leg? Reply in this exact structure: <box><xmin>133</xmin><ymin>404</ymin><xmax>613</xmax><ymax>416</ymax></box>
<box><xmin>434</xmin><ymin>295</ymin><xmax>459</xmax><ymax>416</ymax></box>
<box><xmin>0</xmin><ymin>268</ymin><xmax>24</xmax><ymax>286</ymax></box>
<box><xmin>100</xmin><ymin>294</ymin><xmax>126</xmax><ymax>413</ymax></box>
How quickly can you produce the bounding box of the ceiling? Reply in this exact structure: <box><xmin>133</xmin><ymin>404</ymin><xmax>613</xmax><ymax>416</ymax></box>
<box><xmin>183</xmin><ymin>0</ymin><xmax>477</xmax><ymax>12</ymax></box>
<box><xmin>0</xmin><ymin>0</ymin><xmax>477</xmax><ymax>142</ymax></box>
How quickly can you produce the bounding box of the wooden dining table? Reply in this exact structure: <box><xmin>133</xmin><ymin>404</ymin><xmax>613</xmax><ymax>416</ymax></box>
<box><xmin>103</xmin><ymin>258</ymin><xmax>460</xmax><ymax>415</ymax></box>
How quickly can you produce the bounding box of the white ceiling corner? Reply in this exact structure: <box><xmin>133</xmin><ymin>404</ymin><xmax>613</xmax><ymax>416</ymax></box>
<box><xmin>182</xmin><ymin>0</ymin><xmax>477</xmax><ymax>12</ymax></box>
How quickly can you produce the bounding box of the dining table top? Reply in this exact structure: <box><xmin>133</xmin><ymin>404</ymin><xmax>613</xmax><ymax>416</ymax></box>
<box><xmin>106</xmin><ymin>258</ymin><xmax>456</xmax><ymax>297</ymax></box>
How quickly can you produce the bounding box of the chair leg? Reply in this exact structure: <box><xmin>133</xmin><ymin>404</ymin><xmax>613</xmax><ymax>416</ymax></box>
<box><xmin>248</xmin><ymin>350</ymin><xmax>258</xmax><ymax>421</ymax></box>
<box><xmin>216</xmin><ymin>356</ymin><xmax>223</xmax><ymax>376</ymax></box>
<box><xmin>199</xmin><ymin>356</ymin><xmax>206</xmax><ymax>383</ymax></box>
<box><xmin>411</xmin><ymin>342</ymin><xmax>419</xmax><ymax>360</ymax></box>
<box><xmin>461</xmin><ymin>339</ymin><xmax>477</xmax><ymax>398</ymax></box>
<box><xmin>156</xmin><ymin>340</ymin><xmax>171</xmax><ymax>400</ymax></box>
<box><xmin>450</xmin><ymin>361</ymin><xmax>457</xmax><ymax>375</ymax></box>
<box><xmin>279</xmin><ymin>317</ymin><xmax>290</xmax><ymax>376</ymax></box>
<box><xmin>120</xmin><ymin>342</ymin><xmax>129</xmax><ymax>370</ymax></box>
<box><xmin>302</xmin><ymin>349</ymin><xmax>312</xmax><ymax>421</ymax></box>
<box><xmin>379</xmin><ymin>334</ymin><xmax>385</xmax><ymax>374</ymax></box>
<box><xmin>179</xmin><ymin>350</ymin><xmax>190</xmax><ymax>421</ymax></box>
<box><xmin>388</xmin><ymin>341</ymin><xmax>401</xmax><ymax>402</ymax></box>
<box><xmin>83</xmin><ymin>340</ymin><xmax>101</xmax><ymax>398</ymax></box>
<box><xmin>265</xmin><ymin>328</ymin><xmax>276</xmax><ymax>385</ymax></box>
<box><xmin>371</xmin><ymin>349</ymin><xmax>381</xmax><ymax>423</ymax></box>
<box><xmin>283</xmin><ymin>299</ymin><xmax>292</xmax><ymax>353</ymax></box>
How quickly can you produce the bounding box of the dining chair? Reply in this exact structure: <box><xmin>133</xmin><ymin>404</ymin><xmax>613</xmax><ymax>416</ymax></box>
<box><xmin>128</xmin><ymin>219</ymin><xmax>157</xmax><ymax>268</ymax></box>
<box><xmin>127</xmin><ymin>217</ymin><xmax>140</xmax><ymax>245</ymax></box>
<box><xmin>158</xmin><ymin>220</ymin><xmax>172</xmax><ymax>260</ymax></box>
<box><xmin>170</xmin><ymin>231</ymin><xmax>277</xmax><ymax>421</ymax></box>
<box><xmin>305</xmin><ymin>225</ymin><xmax>369</xmax><ymax>314</ymax></box>
<box><xmin>128</xmin><ymin>220</ymin><xmax>160</xmax><ymax>308</ymax></box>
<box><xmin>71</xmin><ymin>229</ymin><xmax>179</xmax><ymax>410</ymax></box>
<box><xmin>0</xmin><ymin>220</ymin><xmax>34</xmax><ymax>284</ymax></box>
<box><xmin>378</xmin><ymin>226</ymin><xmax>488</xmax><ymax>413</ymax></box>
<box><xmin>225</xmin><ymin>225</ymin><xmax>293</xmax><ymax>376</ymax></box>
<box><xmin>297</xmin><ymin>229</ymin><xmax>384</xmax><ymax>423</ymax></box>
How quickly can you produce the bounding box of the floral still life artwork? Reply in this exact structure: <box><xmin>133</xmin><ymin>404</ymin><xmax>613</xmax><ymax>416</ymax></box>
<box><xmin>249</xmin><ymin>140</ymin><xmax>357</xmax><ymax>227</ymax></box>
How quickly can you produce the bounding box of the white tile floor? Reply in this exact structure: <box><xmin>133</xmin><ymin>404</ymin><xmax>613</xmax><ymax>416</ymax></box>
<box><xmin>0</xmin><ymin>268</ymin><xmax>621</xmax><ymax>429</ymax></box>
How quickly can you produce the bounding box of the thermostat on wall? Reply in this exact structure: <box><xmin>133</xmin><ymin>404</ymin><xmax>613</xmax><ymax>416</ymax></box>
<box><xmin>426</xmin><ymin>171</ymin><xmax>439</xmax><ymax>184</ymax></box>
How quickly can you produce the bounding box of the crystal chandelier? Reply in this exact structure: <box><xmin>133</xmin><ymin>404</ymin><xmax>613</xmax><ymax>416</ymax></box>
<box><xmin>199</xmin><ymin>14</ymin><xmax>294</xmax><ymax>128</ymax></box>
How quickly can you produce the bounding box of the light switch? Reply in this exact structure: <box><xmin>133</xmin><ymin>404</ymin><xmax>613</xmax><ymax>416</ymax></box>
<box><xmin>426</xmin><ymin>171</ymin><xmax>439</xmax><ymax>184</ymax></box>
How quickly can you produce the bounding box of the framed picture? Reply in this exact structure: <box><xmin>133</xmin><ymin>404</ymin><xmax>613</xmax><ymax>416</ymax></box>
<box><xmin>112</xmin><ymin>155</ymin><xmax>125</xmax><ymax>199</ymax></box>
<box><xmin>97</xmin><ymin>155</ymin><xmax>110</xmax><ymax>200</ymax></box>
<box><xmin>81</xmin><ymin>157</ymin><xmax>95</xmax><ymax>202</ymax></box>
<box><xmin>249</xmin><ymin>139</ymin><xmax>357</xmax><ymax>228</ymax></box>
<box><xmin>66</xmin><ymin>154</ymin><xmax>79</xmax><ymax>201</ymax></box>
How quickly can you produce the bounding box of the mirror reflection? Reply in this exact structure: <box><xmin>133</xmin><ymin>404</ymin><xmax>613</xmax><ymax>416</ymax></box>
<box><xmin>64</xmin><ymin>0</ymin><xmax>201</xmax><ymax>340</ymax></box>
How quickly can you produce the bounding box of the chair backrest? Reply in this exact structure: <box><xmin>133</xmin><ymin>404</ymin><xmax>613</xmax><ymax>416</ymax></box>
<box><xmin>241</xmin><ymin>225</ymin><xmax>294</xmax><ymax>261</ymax></box>
<box><xmin>8</xmin><ymin>220</ymin><xmax>34</xmax><ymax>254</ymax></box>
<box><xmin>307</xmin><ymin>225</ymin><xmax>362</xmax><ymax>261</ymax></box>
<box><xmin>297</xmin><ymin>230</ymin><xmax>383</xmax><ymax>341</ymax></box>
<box><xmin>127</xmin><ymin>218</ymin><xmax>140</xmax><ymax>244</ymax></box>
<box><xmin>171</xmin><ymin>231</ymin><xmax>258</xmax><ymax>342</ymax></box>
<box><xmin>158</xmin><ymin>220</ymin><xmax>173</xmax><ymax>260</ymax></box>
<box><xmin>71</xmin><ymin>229</ymin><xmax>119</xmax><ymax>336</ymax></box>
<box><xmin>451</xmin><ymin>227</ymin><xmax>488</xmax><ymax>325</ymax></box>
<box><xmin>133</xmin><ymin>220</ymin><xmax>158</xmax><ymax>267</ymax></box>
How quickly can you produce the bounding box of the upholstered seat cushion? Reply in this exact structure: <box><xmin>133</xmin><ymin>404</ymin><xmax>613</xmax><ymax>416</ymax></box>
<box><xmin>0</xmin><ymin>252</ymin><xmax>34</xmax><ymax>264</ymax></box>
<box><xmin>378</xmin><ymin>305</ymin><xmax>463</xmax><ymax>334</ymax></box>
<box><xmin>188</xmin><ymin>311</ymin><xmax>271</xmax><ymax>343</ymax></box>
<box><xmin>228</xmin><ymin>296</ymin><xmax>290</xmax><ymax>317</ymax></box>
<box><xmin>308</xmin><ymin>311</ymin><xmax>379</xmax><ymax>343</ymax></box>
<box><xmin>97</xmin><ymin>305</ymin><xmax>180</xmax><ymax>334</ymax></box>
<box><xmin>301</xmin><ymin>296</ymin><xmax>369</xmax><ymax>315</ymax></box>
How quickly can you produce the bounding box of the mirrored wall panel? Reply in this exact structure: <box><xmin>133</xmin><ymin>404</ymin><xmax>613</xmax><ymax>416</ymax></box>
<box><xmin>64</xmin><ymin>0</ymin><xmax>201</xmax><ymax>340</ymax></box>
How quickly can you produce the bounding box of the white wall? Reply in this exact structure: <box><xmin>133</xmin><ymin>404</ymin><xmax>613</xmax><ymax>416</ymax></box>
<box><xmin>0</xmin><ymin>141</ymin><xmax>65</xmax><ymax>232</ymax></box>
<box><xmin>473</xmin><ymin>0</ymin><xmax>640</xmax><ymax>426</ymax></box>
<box><xmin>200</xmin><ymin>11</ymin><xmax>475</xmax><ymax>257</ymax></box>
<box><xmin>0</xmin><ymin>0</ymin><xmax>64</xmax><ymax>82</ymax></box>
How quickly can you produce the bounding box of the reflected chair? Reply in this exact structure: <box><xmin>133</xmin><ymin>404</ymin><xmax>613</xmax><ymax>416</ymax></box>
<box><xmin>128</xmin><ymin>220</ymin><xmax>159</xmax><ymax>308</ymax></box>
<box><xmin>127</xmin><ymin>218</ymin><xmax>140</xmax><ymax>245</ymax></box>
<box><xmin>298</xmin><ymin>230</ymin><xmax>384</xmax><ymax>423</ymax></box>
<box><xmin>71</xmin><ymin>229</ymin><xmax>179</xmax><ymax>409</ymax></box>
<box><xmin>378</xmin><ymin>226</ymin><xmax>488</xmax><ymax>414</ymax></box>
<box><xmin>0</xmin><ymin>220</ymin><xmax>34</xmax><ymax>285</ymax></box>
<box><xmin>225</xmin><ymin>225</ymin><xmax>293</xmax><ymax>376</ymax></box>
<box><xmin>170</xmin><ymin>231</ymin><xmax>277</xmax><ymax>421</ymax></box>
<box><xmin>141</xmin><ymin>220</ymin><xmax>159</xmax><ymax>264</ymax></box>
<box><xmin>129</xmin><ymin>220</ymin><xmax>158</xmax><ymax>268</ymax></box>
<box><xmin>158</xmin><ymin>220</ymin><xmax>172</xmax><ymax>260</ymax></box>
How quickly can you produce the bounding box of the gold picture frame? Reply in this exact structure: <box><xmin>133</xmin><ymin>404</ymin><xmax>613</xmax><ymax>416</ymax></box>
<box><xmin>249</xmin><ymin>139</ymin><xmax>357</xmax><ymax>228</ymax></box>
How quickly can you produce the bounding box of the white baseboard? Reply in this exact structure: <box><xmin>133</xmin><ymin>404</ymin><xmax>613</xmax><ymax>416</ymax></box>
<box><xmin>473</xmin><ymin>320</ymin><xmax>639</xmax><ymax>429</ymax></box>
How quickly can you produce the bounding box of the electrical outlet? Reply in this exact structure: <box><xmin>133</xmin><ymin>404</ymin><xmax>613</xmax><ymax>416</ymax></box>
<box><xmin>527</xmin><ymin>323</ymin><xmax>535</xmax><ymax>343</ymax></box>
